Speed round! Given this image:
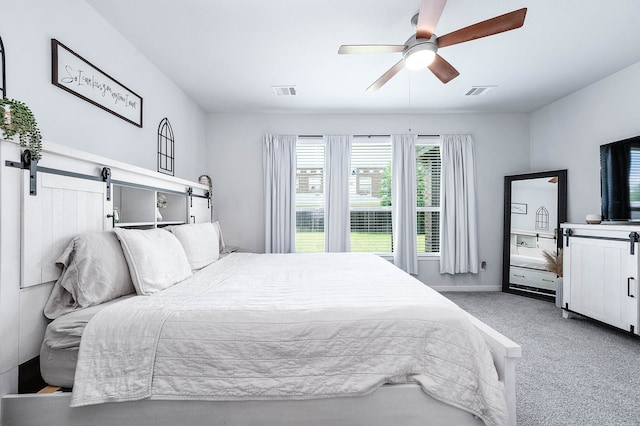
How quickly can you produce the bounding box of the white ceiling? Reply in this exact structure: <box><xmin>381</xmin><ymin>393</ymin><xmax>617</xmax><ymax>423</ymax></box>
<box><xmin>86</xmin><ymin>0</ymin><xmax>640</xmax><ymax>114</ymax></box>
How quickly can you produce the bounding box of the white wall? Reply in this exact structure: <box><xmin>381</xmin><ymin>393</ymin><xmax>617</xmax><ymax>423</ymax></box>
<box><xmin>1</xmin><ymin>0</ymin><xmax>207</xmax><ymax>180</ymax></box>
<box><xmin>0</xmin><ymin>0</ymin><xmax>208</xmax><ymax>404</ymax></box>
<box><xmin>530</xmin><ymin>61</ymin><xmax>640</xmax><ymax>223</ymax></box>
<box><xmin>207</xmin><ymin>112</ymin><xmax>530</xmax><ymax>290</ymax></box>
<box><xmin>511</xmin><ymin>179</ymin><xmax>558</xmax><ymax>234</ymax></box>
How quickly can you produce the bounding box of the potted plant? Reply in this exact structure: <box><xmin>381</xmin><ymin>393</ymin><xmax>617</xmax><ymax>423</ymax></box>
<box><xmin>156</xmin><ymin>193</ymin><xmax>167</xmax><ymax>221</ymax></box>
<box><xmin>0</xmin><ymin>98</ymin><xmax>43</xmax><ymax>160</ymax></box>
<box><xmin>198</xmin><ymin>174</ymin><xmax>213</xmax><ymax>199</ymax></box>
<box><xmin>543</xmin><ymin>249</ymin><xmax>563</xmax><ymax>308</ymax></box>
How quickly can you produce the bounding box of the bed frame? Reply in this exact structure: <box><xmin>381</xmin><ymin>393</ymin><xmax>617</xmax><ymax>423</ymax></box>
<box><xmin>0</xmin><ymin>138</ymin><xmax>521</xmax><ymax>425</ymax></box>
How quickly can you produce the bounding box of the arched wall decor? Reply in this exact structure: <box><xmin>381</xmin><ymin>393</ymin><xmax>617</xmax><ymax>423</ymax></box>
<box><xmin>535</xmin><ymin>206</ymin><xmax>549</xmax><ymax>231</ymax></box>
<box><xmin>1</xmin><ymin>36</ymin><xmax>6</xmax><ymax>98</ymax></box>
<box><xmin>157</xmin><ymin>117</ymin><xmax>174</xmax><ymax>176</ymax></box>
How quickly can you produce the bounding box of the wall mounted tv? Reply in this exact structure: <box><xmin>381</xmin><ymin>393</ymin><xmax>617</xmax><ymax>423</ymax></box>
<box><xmin>601</xmin><ymin>135</ymin><xmax>640</xmax><ymax>222</ymax></box>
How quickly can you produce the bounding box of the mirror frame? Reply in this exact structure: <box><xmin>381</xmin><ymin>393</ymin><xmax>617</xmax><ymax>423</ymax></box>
<box><xmin>502</xmin><ymin>169</ymin><xmax>568</xmax><ymax>301</ymax></box>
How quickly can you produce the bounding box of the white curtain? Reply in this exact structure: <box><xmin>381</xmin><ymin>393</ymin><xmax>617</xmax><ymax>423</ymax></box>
<box><xmin>439</xmin><ymin>134</ymin><xmax>479</xmax><ymax>274</ymax></box>
<box><xmin>392</xmin><ymin>134</ymin><xmax>418</xmax><ymax>274</ymax></box>
<box><xmin>263</xmin><ymin>133</ymin><xmax>297</xmax><ymax>253</ymax></box>
<box><xmin>324</xmin><ymin>135</ymin><xmax>352</xmax><ymax>252</ymax></box>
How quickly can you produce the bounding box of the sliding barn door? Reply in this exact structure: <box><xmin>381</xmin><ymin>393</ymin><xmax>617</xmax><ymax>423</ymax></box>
<box><xmin>21</xmin><ymin>173</ymin><xmax>110</xmax><ymax>288</ymax></box>
<box><xmin>566</xmin><ymin>236</ymin><xmax>637</xmax><ymax>332</ymax></box>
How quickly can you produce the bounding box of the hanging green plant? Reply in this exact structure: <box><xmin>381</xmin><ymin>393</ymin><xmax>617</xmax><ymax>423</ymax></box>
<box><xmin>0</xmin><ymin>98</ymin><xmax>43</xmax><ymax>160</ymax></box>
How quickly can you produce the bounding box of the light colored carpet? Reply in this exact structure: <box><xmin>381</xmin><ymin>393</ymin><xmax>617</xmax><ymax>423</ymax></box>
<box><xmin>442</xmin><ymin>292</ymin><xmax>640</xmax><ymax>426</ymax></box>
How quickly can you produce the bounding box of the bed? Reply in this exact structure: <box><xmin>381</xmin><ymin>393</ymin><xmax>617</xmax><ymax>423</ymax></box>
<box><xmin>29</xmin><ymin>226</ymin><xmax>515</xmax><ymax>426</ymax></box>
<box><xmin>510</xmin><ymin>253</ymin><xmax>548</xmax><ymax>271</ymax></box>
<box><xmin>509</xmin><ymin>244</ymin><xmax>558</xmax><ymax>292</ymax></box>
<box><xmin>0</xmin><ymin>139</ymin><xmax>520</xmax><ymax>426</ymax></box>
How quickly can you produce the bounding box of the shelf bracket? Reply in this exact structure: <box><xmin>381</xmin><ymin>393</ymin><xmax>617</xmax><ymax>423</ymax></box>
<box><xmin>187</xmin><ymin>187</ymin><xmax>193</xmax><ymax>208</ymax></box>
<box><xmin>101</xmin><ymin>167</ymin><xmax>112</xmax><ymax>201</ymax></box>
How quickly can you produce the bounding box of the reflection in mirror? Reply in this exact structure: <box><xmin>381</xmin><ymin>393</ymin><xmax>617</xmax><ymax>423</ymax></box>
<box><xmin>502</xmin><ymin>170</ymin><xmax>567</xmax><ymax>301</ymax></box>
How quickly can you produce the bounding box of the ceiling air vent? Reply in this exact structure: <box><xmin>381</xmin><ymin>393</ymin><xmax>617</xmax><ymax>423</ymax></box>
<box><xmin>272</xmin><ymin>85</ymin><xmax>297</xmax><ymax>96</ymax></box>
<box><xmin>465</xmin><ymin>86</ymin><xmax>496</xmax><ymax>96</ymax></box>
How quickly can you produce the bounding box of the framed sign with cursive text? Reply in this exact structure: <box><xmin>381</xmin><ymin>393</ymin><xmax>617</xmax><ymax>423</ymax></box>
<box><xmin>51</xmin><ymin>39</ymin><xmax>143</xmax><ymax>127</ymax></box>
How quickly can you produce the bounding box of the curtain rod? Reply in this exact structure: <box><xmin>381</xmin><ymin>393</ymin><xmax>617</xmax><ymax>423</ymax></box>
<box><xmin>298</xmin><ymin>134</ymin><xmax>440</xmax><ymax>138</ymax></box>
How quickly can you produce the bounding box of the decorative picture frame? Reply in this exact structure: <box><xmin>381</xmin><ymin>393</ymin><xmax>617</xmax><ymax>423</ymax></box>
<box><xmin>51</xmin><ymin>39</ymin><xmax>143</xmax><ymax>127</ymax></box>
<box><xmin>511</xmin><ymin>203</ymin><xmax>527</xmax><ymax>214</ymax></box>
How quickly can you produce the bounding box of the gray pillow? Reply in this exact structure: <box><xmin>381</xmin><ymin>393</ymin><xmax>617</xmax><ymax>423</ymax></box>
<box><xmin>43</xmin><ymin>231</ymin><xmax>135</xmax><ymax>319</ymax></box>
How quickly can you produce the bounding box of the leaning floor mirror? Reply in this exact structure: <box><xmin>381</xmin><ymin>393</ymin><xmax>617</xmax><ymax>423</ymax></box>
<box><xmin>502</xmin><ymin>170</ymin><xmax>567</xmax><ymax>301</ymax></box>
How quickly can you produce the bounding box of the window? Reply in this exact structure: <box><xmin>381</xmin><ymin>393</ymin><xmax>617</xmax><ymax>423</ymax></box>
<box><xmin>350</xmin><ymin>138</ymin><xmax>392</xmax><ymax>253</ymax></box>
<box><xmin>294</xmin><ymin>135</ymin><xmax>441</xmax><ymax>255</ymax></box>
<box><xmin>295</xmin><ymin>139</ymin><xmax>324</xmax><ymax>252</ymax></box>
<box><xmin>416</xmin><ymin>139</ymin><xmax>441</xmax><ymax>254</ymax></box>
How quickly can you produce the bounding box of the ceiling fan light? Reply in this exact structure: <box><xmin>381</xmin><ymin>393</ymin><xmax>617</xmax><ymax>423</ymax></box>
<box><xmin>403</xmin><ymin>43</ymin><xmax>437</xmax><ymax>70</ymax></box>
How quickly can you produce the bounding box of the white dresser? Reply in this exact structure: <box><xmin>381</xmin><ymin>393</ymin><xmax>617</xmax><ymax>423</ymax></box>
<box><xmin>561</xmin><ymin>223</ymin><xmax>639</xmax><ymax>335</ymax></box>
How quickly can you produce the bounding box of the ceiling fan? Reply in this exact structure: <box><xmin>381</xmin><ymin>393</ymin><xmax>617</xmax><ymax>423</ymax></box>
<box><xmin>338</xmin><ymin>0</ymin><xmax>527</xmax><ymax>91</ymax></box>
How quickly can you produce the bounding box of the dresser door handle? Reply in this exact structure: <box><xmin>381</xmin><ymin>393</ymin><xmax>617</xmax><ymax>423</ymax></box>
<box><xmin>628</xmin><ymin>277</ymin><xmax>636</xmax><ymax>298</ymax></box>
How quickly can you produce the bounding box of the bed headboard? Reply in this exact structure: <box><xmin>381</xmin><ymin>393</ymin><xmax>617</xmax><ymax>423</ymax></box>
<box><xmin>0</xmin><ymin>137</ymin><xmax>211</xmax><ymax>394</ymax></box>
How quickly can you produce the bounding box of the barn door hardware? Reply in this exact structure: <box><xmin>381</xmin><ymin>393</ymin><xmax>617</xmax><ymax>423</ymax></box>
<box><xmin>4</xmin><ymin>149</ymin><xmax>39</xmax><ymax>195</ymax></box>
<box><xmin>25</xmin><ymin>150</ymin><xmax>38</xmax><ymax>196</ymax></box>
<box><xmin>563</xmin><ymin>229</ymin><xmax>639</xmax><ymax>255</ymax></box>
<box><xmin>101</xmin><ymin>167</ymin><xmax>112</xmax><ymax>201</ymax></box>
<box><xmin>630</xmin><ymin>232</ymin><xmax>639</xmax><ymax>255</ymax></box>
<box><xmin>564</xmin><ymin>228</ymin><xmax>573</xmax><ymax>247</ymax></box>
<box><xmin>4</xmin><ymin>150</ymin><xmax>119</xmax><ymax>197</ymax></box>
<box><xmin>5</xmin><ymin>152</ymin><xmax>205</xmax><ymax>202</ymax></box>
<box><xmin>188</xmin><ymin>187</ymin><xmax>211</xmax><ymax>207</ymax></box>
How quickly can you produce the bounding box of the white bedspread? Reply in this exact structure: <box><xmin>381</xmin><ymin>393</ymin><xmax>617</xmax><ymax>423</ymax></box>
<box><xmin>71</xmin><ymin>253</ymin><xmax>508</xmax><ymax>425</ymax></box>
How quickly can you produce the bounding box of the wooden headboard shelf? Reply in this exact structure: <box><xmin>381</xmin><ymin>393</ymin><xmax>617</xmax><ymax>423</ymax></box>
<box><xmin>0</xmin><ymin>137</ymin><xmax>211</xmax><ymax>402</ymax></box>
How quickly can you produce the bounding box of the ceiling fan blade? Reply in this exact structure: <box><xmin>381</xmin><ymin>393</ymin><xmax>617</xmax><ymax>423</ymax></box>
<box><xmin>436</xmin><ymin>8</ymin><xmax>527</xmax><ymax>48</ymax></box>
<box><xmin>428</xmin><ymin>54</ymin><xmax>459</xmax><ymax>84</ymax></box>
<box><xmin>338</xmin><ymin>45</ymin><xmax>405</xmax><ymax>54</ymax></box>
<box><xmin>367</xmin><ymin>60</ymin><xmax>405</xmax><ymax>91</ymax></box>
<box><xmin>416</xmin><ymin>0</ymin><xmax>447</xmax><ymax>39</ymax></box>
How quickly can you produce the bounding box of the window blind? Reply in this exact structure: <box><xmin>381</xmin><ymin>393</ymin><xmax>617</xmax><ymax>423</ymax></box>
<box><xmin>630</xmin><ymin>147</ymin><xmax>640</xmax><ymax>220</ymax></box>
<box><xmin>349</xmin><ymin>138</ymin><xmax>392</xmax><ymax>253</ymax></box>
<box><xmin>416</xmin><ymin>141</ymin><xmax>441</xmax><ymax>253</ymax></box>
<box><xmin>295</xmin><ymin>140</ymin><xmax>325</xmax><ymax>252</ymax></box>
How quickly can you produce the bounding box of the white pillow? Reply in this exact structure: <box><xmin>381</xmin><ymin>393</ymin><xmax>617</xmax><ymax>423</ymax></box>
<box><xmin>212</xmin><ymin>221</ymin><xmax>226</xmax><ymax>253</ymax></box>
<box><xmin>113</xmin><ymin>228</ymin><xmax>192</xmax><ymax>295</ymax></box>
<box><xmin>168</xmin><ymin>223</ymin><xmax>220</xmax><ymax>270</ymax></box>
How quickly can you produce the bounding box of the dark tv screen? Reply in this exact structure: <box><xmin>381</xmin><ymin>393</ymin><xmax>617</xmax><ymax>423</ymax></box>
<box><xmin>600</xmin><ymin>135</ymin><xmax>640</xmax><ymax>222</ymax></box>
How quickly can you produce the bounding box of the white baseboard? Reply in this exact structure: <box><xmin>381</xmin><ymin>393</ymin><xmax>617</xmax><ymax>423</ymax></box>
<box><xmin>428</xmin><ymin>285</ymin><xmax>501</xmax><ymax>292</ymax></box>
